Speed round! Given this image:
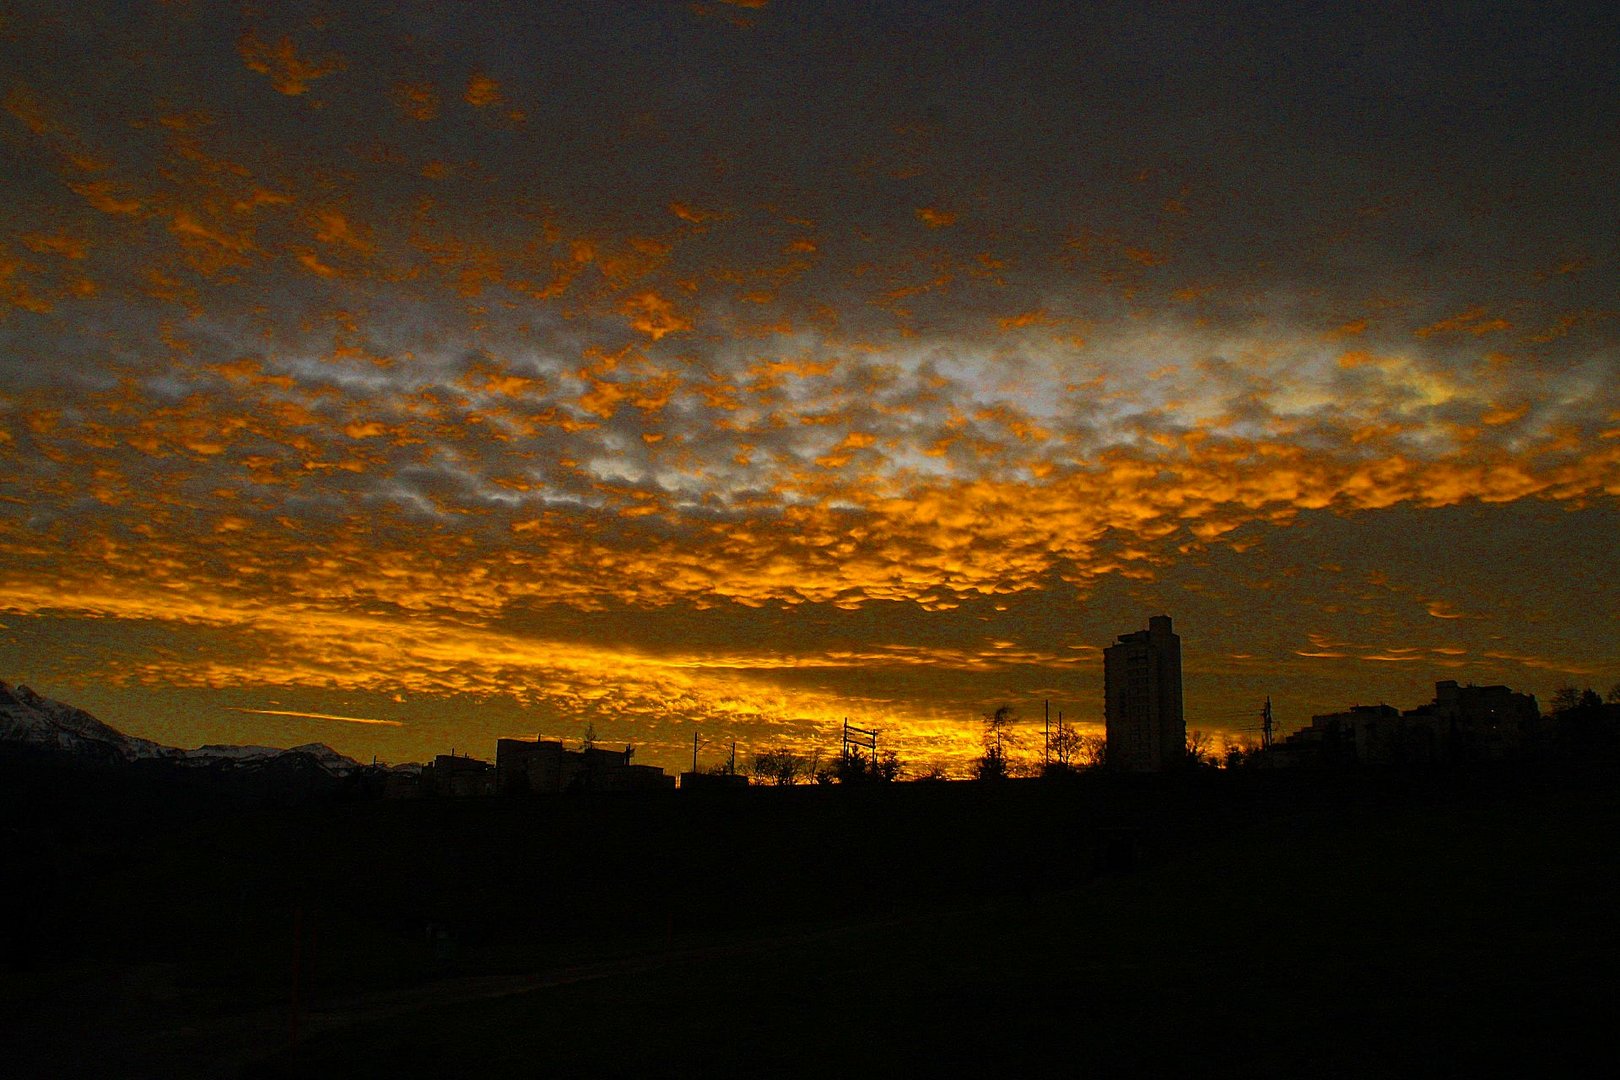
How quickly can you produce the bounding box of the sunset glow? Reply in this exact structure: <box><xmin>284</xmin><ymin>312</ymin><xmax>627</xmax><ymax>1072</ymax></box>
<box><xmin>2</xmin><ymin>2</ymin><xmax>1616</xmax><ymax>773</ymax></box>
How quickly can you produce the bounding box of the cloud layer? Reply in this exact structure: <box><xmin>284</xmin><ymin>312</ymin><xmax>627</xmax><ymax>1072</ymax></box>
<box><xmin>1</xmin><ymin>2</ymin><xmax>1616</xmax><ymax>770</ymax></box>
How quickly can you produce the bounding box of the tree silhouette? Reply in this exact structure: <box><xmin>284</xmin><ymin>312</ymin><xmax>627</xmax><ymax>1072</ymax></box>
<box><xmin>834</xmin><ymin>748</ymin><xmax>903</xmax><ymax>783</ymax></box>
<box><xmin>1551</xmin><ymin>684</ymin><xmax>1582</xmax><ymax>714</ymax></box>
<box><xmin>974</xmin><ymin>749</ymin><xmax>1008</xmax><ymax>781</ymax></box>
<box><xmin>751</xmin><ymin>747</ymin><xmax>807</xmax><ymax>785</ymax></box>
<box><xmin>1551</xmin><ymin>685</ymin><xmax>1616</xmax><ymax>752</ymax></box>
<box><xmin>1185</xmin><ymin>729</ymin><xmax>1217</xmax><ymax>769</ymax></box>
<box><xmin>1224</xmin><ymin>738</ymin><xmax>1262</xmax><ymax>769</ymax></box>
<box><xmin>1045</xmin><ymin>723</ymin><xmax>1105</xmax><ymax>776</ymax></box>
<box><xmin>975</xmin><ymin>706</ymin><xmax>1018</xmax><ymax>780</ymax></box>
<box><xmin>1049</xmin><ymin>715</ymin><xmax>1083</xmax><ymax>769</ymax></box>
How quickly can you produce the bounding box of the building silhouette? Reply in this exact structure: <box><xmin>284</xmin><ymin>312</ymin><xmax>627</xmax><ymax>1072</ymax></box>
<box><xmin>418</xmin><ymin>752</ymin><xmax>496</xmax><ymax>796</ymax></box>
<box><xmin>1274</xmin><ymin>704</ymin><xmax>1403</xmax><ymax>767</ymax></box>
<box><xmin>1404</xmin><ymin>680</ymin><xmax>1539</xmax><ymax>759</ymax></box>
<box><xmin>1274</xmin><ymin>680</ymin><xmax>1543</xmax><ymax>767</ymax></box>
<box><xmin>1104</xmin><ymin>615</ymin><xmax>1185</xmax><ymax>772</ymax></box>
<box><xmin>495</xmin><ymin>737</ymin><xmax>674</xmax><ymax>794</ymax></box>
<box><xmin>678</xmin><ymin>769</ymin><xmax>749</xmax><ymax>790</ymax></box>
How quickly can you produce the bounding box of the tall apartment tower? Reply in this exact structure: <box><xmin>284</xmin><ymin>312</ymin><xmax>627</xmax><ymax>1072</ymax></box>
<box><xmin>1104</xmin><ymin>615</ymin><xmax>1185</xmax><ymax>771</ymax></box>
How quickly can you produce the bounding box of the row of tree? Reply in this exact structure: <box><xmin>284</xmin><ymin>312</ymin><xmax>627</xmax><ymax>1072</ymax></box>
<box><xmin>711</xmin><ymin>681</ymin><xmax>1620</xmax><ymax>786</ymax></box>
<box><xmin>1552</xmin><ymin>683</ymin><xmax>1620</xmax><ymax>713</ymax></box>
<box><xmin>747</xmin><ymin>744</ymin><xmax>907</xmax><ymax>785</ymax></box>
<box><xmin>744</xmin><ymin>706</ymin><xmax>1111</xmax><ymax>785</ymax></box>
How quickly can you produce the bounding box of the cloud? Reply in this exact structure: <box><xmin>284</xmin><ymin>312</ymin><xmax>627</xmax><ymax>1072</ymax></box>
<box><xmin>464</xmin><ymin>72</ymin><xmax>501</xmax><ymax>107</ymax></box>
<box><xmin>392</xmin><ymin>81</ymin><xmax>440</xmax><ymax>121</ymax></box>
<box><xmin>1</xmin><ymin>0</ymin><xmax>1617</xmax><ymax>765</ymax></box>
<box><xmin>1414</xmin><ymin>307</ymin><xmax>1514</xmax><ymax>339</ymax></box>
<box><xmin>237</xmin><ymin>30</ymin><xmax>344</xmax><ymax>96</ymax></box>
<box><xmin>620</xmin><ymin>292</ymin><xmax>693</xmax><ymax>339</ymax></box>
<box><xmin>225</xmin><ymin>706</ymin><xmax>404</xmax><ymax>726</ymax></box>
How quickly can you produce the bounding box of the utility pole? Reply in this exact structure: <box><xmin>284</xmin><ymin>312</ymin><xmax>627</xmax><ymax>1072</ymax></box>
<box><xmin>1044</xmin><ymin>699</ymin><xmax>1050</xmax><ymax>766</ymax></box>
<box><xmin>692</xmin><ymin>731</ymin><xmax>700</xmax><ymax>773</ymax></box>
<box><xmin>840</xmin><ymin>718</ymin><xmax>879</xmax><ymax>774</ymax></box>
<box><xmin>1261</xmin><ymin>697</ymin><xmax>1274</xmax><ymax>749</ymax></box>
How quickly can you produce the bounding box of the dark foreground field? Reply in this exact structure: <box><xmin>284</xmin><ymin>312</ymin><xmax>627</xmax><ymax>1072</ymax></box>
<box><xmin>3</xmin><ymin>757</ymin><xmax>1615</xmax><ymax>1077</ymax></box>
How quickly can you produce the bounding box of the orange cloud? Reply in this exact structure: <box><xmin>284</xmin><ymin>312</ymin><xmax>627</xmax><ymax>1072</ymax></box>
<box><xmin>670</xmin><ymin>202</ymin><xmax>718</xmax><ymax>223</ymax></box>
<box><xmin>168</xmin><ymin>211</ymin><xmax>256</xmax><ymax>272</ymax></box>
<box><xmin>237</xmin><ymin>30</ymin><xmax>345</xmax><ymax>96</ymax></box>
<box><xmin>392</xmin><ymin>81</ymin><xmax>440</xmax><ymax>121</ymax></box>
<box><xmin>465</xmin><ymin>72</ymin><xmax>502</xmax><ymax>107</ymax></box>
<box><xmin>21</xmin><ymin>234</ymin><xmax>88</xmax><ymax>260</ymax></box>
<box><xmin>996</xmin><ymin>309</ymin><xmax>1054</xmax><ymax>331</ymax></box>
<box><xmin>3</xmin><ymin>84</ymin><xmax>55</xmax><ymax>134</ymax></box>
<box><xmin>0</xmin><ymin>252</ymin><xmax>53</xmax><ymax>314</ymax></box>
<box><xmin>1480</xmin><ymin>404</ymin><xmax>1528</xmax><ymax>426</ymax></box>
<box><xmin>70</xmin><ymin>180</ymin><xmax>142</xmax><ymax>216</ymax></box>
<box><xmin>310</xmin><ymin>209</ymin><xmax>374</xmax><ymax>255</ymax></box>
<box><xmin>1414</xmin><ymin>306</ymin><xmax>1512</xmax><ymax>338</ymax></box>
<box><xmin>620</xmin><ymin>292</ymin><xmax>692</xmax><ymax>339</ymax></box>
<box><xmin>293</xmin><ymin>249</ymin><xmax>345</xmax><ymax>278</ymax></box>
<box><xmin>1123</xmin><ymin>247</ymin><xmax>1167</xmax><ymax>267</ymax></box>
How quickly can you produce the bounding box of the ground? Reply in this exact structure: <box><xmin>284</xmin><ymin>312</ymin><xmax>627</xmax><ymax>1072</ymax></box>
<box><xmin>3</xmin><ymin>760</ymin><xmax>1614</xmax><ymax>1077</ymax></box>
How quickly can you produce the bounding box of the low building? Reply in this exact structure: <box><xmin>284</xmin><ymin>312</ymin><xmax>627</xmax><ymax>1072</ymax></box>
<box><xmin>1403</xmin><ymin>680</ymin><xmax>1540</xmax><ymax>759</ymax></box>
<box><xmin>1295</xmin><ymin>703</ymin><xmax>1446</xmax><ymax>766</ymax></box>
<box><xmin>421</xmin><ymin>752</ymin><xmax>495</xmax><ymax>797</ymax></box>
<box><xmin>381</xmin><ymin>764</ymin><xmax>425</xmax><ymax>799</ymax></box>
<box><xmin>1274</xmin><ymin>680</ymin><xmax>1542</xmax><ymax>766</ymax></box>
<box><xmin>679</xmin><ymin>770</ymin><xmax>749</xmax><ymax>791</ymax></box>
<box><xmin>1270</xmin><ymin>705</ymin><xmax>1386</xmax><ymax>767</ymax></box>
<box><xmin>495</xmin><ymin>738</ymin><xmax>674</xmax><ymax>794</ymax></box>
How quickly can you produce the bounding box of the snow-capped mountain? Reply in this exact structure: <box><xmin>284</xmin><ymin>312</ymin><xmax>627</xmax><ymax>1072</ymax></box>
<box><xmin>182</xmin><ymin>743</ymin><xmax>288</xmax><ymax>762</ymax></box>
<box><xmin>277</xmin><ymin>742</ymin><xmax>365</xmax><ymax>776</ymax></box>
<box><xmin>0</xmin><ymin>680</ymin><xmax>366</xmax><ymax>775</ymax></box>
<box><xmin>176</xmin><ymin>742</ymin><xmax>362</xmax><ymax>774</ymax></box>
<box><xmin>0</xmin><ymin>680</ymin><xmax>175</xmax><ymax>762</ymax></box>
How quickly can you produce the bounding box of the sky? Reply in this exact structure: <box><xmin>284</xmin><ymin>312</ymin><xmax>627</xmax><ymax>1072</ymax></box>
<box><xmin>1</xmin><ymin>0</ymin><xmax>1617</xmax><ymax>774</ymax></box>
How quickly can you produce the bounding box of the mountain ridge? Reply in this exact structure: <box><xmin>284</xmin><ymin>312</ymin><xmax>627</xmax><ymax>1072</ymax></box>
<box><xmin>0</xmin><ymin>679</ymin><xmax>373</xmax><ymax>776</ymax></box>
